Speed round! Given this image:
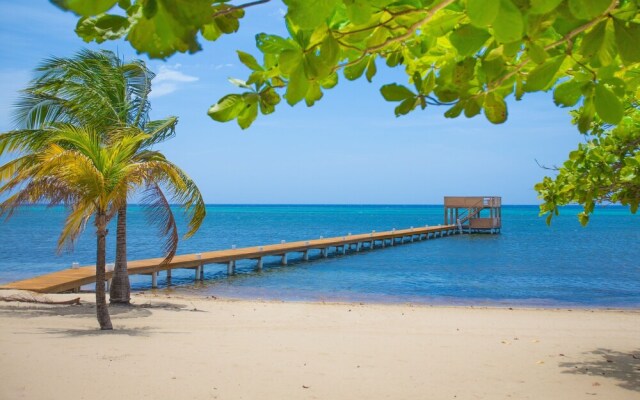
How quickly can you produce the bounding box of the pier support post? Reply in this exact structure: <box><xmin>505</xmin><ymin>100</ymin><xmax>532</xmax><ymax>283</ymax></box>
<box><xmin>167</xmin><ymin>269</ymin><xmax>172</xmax><ymax>285</ymax></box>
<box><xmin>256</xmin><ymin>257</ymin><xmax>263</xmax><ymax>271</ymax></box>
<box><xmin>322</xmin><ymin>248</ymin><xmax>328</xmax><ymax>258</ymax></box>
<box><xmin>151</xmin><ymin>271</ymin><xmax>158</xmax><ymax>288</ymax></box>
<box><xmin>281</xmin><ymin>253</ymin><xmax>288</xmax><ymax>265</ymax></box>
<box><xmin>342</xmin><ymin>245</ymin><xmax>346</xmax><ymax>255</ymax></box>
<box><xmin>381</xmin><ymin>240</ymin><xmax>386</xmax><ymax>248</ymax></box>
<box><xmin>356</xmin><ymin>242</ymin><xmax>361</xmax><ymax>252</ymax></box>
<box><xmin>391</xmin><ymin>238</ymin><xmax>395</xmax><ymax>246</ymax></box>
<box><xmin>227</xmin><ymin>260</ymin><xmax>235</xmax><ymax>275</ymax></box>
<box><xmin>196</xmin><ymin>265</ymin><xmax>202</xmax><ymax>281</ymax></box>
<box><xmin>303</xmin><ymin>250</ymin><xmax>309</xmax><ymax>261</ymax></box>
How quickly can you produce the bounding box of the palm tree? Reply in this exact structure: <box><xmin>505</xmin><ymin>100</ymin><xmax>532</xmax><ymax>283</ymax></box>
<box><xmin>0</xmin><ymin>125</ymin><xmax>205</xmax><ymax>329</ymax></box>
<box><xmin>3</xmin><ymin>49</ymin><xmax>187</xmax><ymax>304</ymax></box>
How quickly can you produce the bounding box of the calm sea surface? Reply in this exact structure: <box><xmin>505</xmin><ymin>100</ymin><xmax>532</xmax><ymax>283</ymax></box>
<box><xmin>0</xmin><ymin>205</ymin><xmax>638</xmax><ymax>307</ymax></box>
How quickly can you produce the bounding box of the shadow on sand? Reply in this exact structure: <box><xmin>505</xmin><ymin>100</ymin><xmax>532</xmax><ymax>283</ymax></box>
<box><xmin>560</xmin><ymin>348</ymin><xmax>640</xmax><ymax>392</ymax></box>
<box><xmin>0</xmin><ymin>300</ymin><xmax>204</xmax><ymax>337</ymax></box>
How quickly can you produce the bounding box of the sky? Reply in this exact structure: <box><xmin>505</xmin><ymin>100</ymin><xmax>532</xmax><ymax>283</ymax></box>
<box><xmin>0</xmin><ymin>1</ymin><xmax>585</xmax><ymax>205</ymax></box>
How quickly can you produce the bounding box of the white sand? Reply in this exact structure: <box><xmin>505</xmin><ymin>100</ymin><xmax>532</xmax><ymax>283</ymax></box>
<box><xmin>0</xmin><ymin>291</ymin><xmax>638</xmax><ymax>400</ymax></box>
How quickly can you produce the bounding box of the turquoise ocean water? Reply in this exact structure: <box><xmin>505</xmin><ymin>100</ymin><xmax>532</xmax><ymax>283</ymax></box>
<box><xmin>0</xmin><ymin>205</ymin><xmax>638</xmax><ymax>307</ymax></box>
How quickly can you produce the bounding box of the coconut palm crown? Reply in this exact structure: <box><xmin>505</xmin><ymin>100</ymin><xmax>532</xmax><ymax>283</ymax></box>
<box><xmin>0</xmin><ymin>49</ymin><xmax>204</xmax><ymax>305</ymax></box>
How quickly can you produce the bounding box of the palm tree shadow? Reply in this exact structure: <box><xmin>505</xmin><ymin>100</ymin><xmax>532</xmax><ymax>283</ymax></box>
<box><xmin>559</xmin><ymin>348</ymin><xmax>640</xmax><ymax>392</ymax></box>
<box><xmin>0</xmin><ymin>303</ymin><xmax>154</xmax><ymax>319</ymax></box>
<box><xmin>42</xmin><ymin>326</ymin><xmax>155</xmax><ymax>337</ymax></box>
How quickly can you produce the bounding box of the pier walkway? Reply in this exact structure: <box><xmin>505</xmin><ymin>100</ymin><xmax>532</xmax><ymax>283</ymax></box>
<box><xmin>0</xmin><ymin>224</ymin><xmax>458</xmax><ymax>293</ymax></box>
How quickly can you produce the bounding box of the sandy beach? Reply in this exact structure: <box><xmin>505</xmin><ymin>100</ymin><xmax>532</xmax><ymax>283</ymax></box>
<box><xmin>0</xmin><ymin>291</ymin><xmax>638</xmax><ymax>400</ymax></box>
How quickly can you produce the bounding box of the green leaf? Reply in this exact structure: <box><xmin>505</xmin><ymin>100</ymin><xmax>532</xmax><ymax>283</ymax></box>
<box><xmin>52</xmin><ymin>0</ymin><xmax>117</xmax><ymax>16</ymax></box>
<box><xmin>212</xmin><ymin>7</ymin><xmax>243</xmax><ymax>34</ymax></box>
<box><xmin>484</xmin><ymin>92</ymin><xmax>508</xmax><ymax>124</ymax></box>
<box><xmin>279</xmin><ymin>49</ymin><xmax>303</xmax><ymax>75</ymax></box>
<box><xmin>143</xmin><ymin>0</ymin><xmax>158</xmax><ymax>18</ymax></box>
<box><xmin>613</xmin><ymin>19</ymin><xmax>640</xmax><ymax>65</ymax></box>
<box><xmin>304</xmin><ymin>34</ymin><xmax>340</xmax><ymax>80</ymax></box>
<box><xmin>238</xmin><ymin>100</ymin><xmax>258</xmax><ymax>129</ymax></box>
<box><xmin>305</xmin><ymin>82</ymin><xmax>323</xmax><ymax>106</ymax></box>
<box><xmin>208</xmin><ymin>94</ymin><xmax>245</xmax><ymax>122</ymax></box>
<box><xmin>201</xmin><ymin>23</ymin><xmax>222</xmax><ymax>41</ymax></box>
<box><xmin>466</xmin><ymin>0</ymin><xmax>499</xmax><ymax>27</ymax></box>
<box><xmin>524</xmin><ymin>55</ymin><xmax>565</xmax><ymax>92</ymax></box>
<box><xmin>127</xmin><ymin>0</ymin><xmax>215</xmax><ymax>59</ymax></box>
<box><xmin>380</xmin><ymin>84</ymin><xmax>415</xmax><ymax>102</ymax></box>
<box><xmin>434</xmin><ymin>86</ymin><xmax>459</xmax><ymax>102</ymax></box>
<box><xmin>577</xmin><ymin>96</ymin><xmax>596</xmax><ymax>133</ymax></box>
<box><xmin>75</xmin><ymin>14</ymin><xmax>129</xmax><ymax>43</ymax></box>
<box><xmin>344</xmin><ymin>0</ymin><xmax>373</xmax><ymax>25</ymax></box>
<box><xmin>515</xmin><ymin>75</ymin><xmax>524</xmax><ymax>100</ymax></box>
<box><xmin>529</xmin><ymin>0</ymin><xmax>563</xmax><ymax>14</ymax></box>
<box><xmin>568</xmin><ymin>0</ymin><xmax>611</xmax><ymax>20</ymax></box>
<box><xmin>553</xmin><ymin>80</ymin><xmax>583</xmax><ymax>107</ymax></box>
<box><xmin>444</xmin><ymin>102</ymin><xmax>464</xmax><ymax>118</ymax></box>
<box><xmin>394</xmin><ymin>97</ymin><xmax>417</xmax><ymax>116</ymax></box>
<box><xmin>421</xmin><ymin>71</ymin><xmax>436</xmax><ymax>94</ymax></box>
<box><xmin>285</xmin><ymin>0</ymin><xmax>339</xmax><ymax>30</ymax></box>
<box><xmin>449</xmin><ymin>25</ymin><xmax>490</xmax><ymax>57</ymax></box>
<box><xmin>285</xmin><ymin>65</ymin><xmax>309</xmax><ymax>106</ymax></box>
<box><xmin>578</xmin><ymin>212</ymin><xmax>589</xmax><ymax>226</ymax></box>
<box><xmin>320</xmin><ymin>72</ymin><xmax>339</xmax><ymax>89</ymax></box>
<box><xmin>423</xmin><ymin>12</ymin><xmax>465</xmax><ymax>37</ymax></box>
<box><xmin>594</xmin><ymin>82</ymin><xmax>623</xmax><ymax>124</ymax></box>
<box><xmin>259</xmin><ymin>87</ymin><xmax>280</xmax><ymax>115</ymax></box>
<box><xmin>256</xmin><ymin>34</ymin><xmax>297</xmax><ymax>54</ymax></box>
<box><xmin>237</xmin><ymin>51</ymin><xmax>262</xmax><ymax>71</ymax></box>
<box><xmin>527</xmin><ymin>42</ymin><xmax>548</xmax><ymax>64</ymax></box>
<box><xmin>344</xmin><ymin>56</ymin><xmax>368</xmax><ymax>81</ymax></box>
<box><xmin>365</xmin><ymin>57</ymin><xmax>377</xmax><ymax>83</ymax></box>
<box><xmin>228</xmin><ymin>78</ymin><xmax>251</xmax><ymax>89</ymax></box>
<box><xmin>579</xmin><ymin>20</ymin><xmax>615</xmax><ymax>66</ymax></box>
<box><xmin>464</xmin><ymin>99</ymin><xmax>481</xmax><ymax>118</ymax></box>
<box><xmin>612</xmin><ymin>1</ymin><xmax>638</xmax><ymax>21</ymax></box>
<box><xmin>493</xmin><ymin>0</ymin><xmax>523</xmax><ymax>44</ymax></box>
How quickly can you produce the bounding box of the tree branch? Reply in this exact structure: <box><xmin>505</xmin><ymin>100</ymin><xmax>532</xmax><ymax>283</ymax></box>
<box><xmin>335</xmin><ymin>0</ymin><xmax>456</xmax><ymax>71</ymax></box>
<box><xmin>488</xmin><ymin>0</ymin><xmax>619</xmax><ymax>90</ymax></box>
<box><xmin>212</xmin><ymin>0</ymin><xmax>271</xmax><ymax>18</ymax></box>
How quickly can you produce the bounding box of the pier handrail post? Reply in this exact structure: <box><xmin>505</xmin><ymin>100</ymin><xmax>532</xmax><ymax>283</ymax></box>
<box><xmin>196</xmin><ymin>253</ymin><xmax>203</xmax><ymax>281</ymax></box>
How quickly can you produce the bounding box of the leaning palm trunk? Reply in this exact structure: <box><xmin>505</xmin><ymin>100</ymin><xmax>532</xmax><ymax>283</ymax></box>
<box><xmin>95</xmin><ymin>212</ymin><xmax>113</xmax><ymax>330</ymax></box>
<box><xmin>110</xmin><ymin>205</ymin><xmax>130</xmax><ymax>304</ymax></box>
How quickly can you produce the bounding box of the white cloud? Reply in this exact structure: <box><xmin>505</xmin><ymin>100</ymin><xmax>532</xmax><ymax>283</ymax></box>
<box><xmin>214</xmin><ymin>63</ymin><xmax>234</xmax><ymax>70</ymax></box>
<box><xmin>150</xmin><ymin>65</ymin><xmax>198</xmax><ymax>98</ymax></box>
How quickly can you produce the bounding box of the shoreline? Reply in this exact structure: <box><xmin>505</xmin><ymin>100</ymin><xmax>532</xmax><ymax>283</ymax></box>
<box><xmin>1</xmin><ymin>290</ymin><xmax>639</xmax><ymax>399</ymax></box>
<box><xmin>4</xmin><ymin>287</ymin><xmax>640</xmax><ymax>311</ymax></box>
<box><xmin>140</xmin><ymin>290</ymin><xmax>640</xmax><ymax>311</ymax></box>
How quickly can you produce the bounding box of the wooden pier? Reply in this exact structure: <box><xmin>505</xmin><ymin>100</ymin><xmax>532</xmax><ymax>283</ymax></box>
<box><xmin>0</xmin><ymin>224</ymin><xmax>458</xmax><ymax>294</ymax></box>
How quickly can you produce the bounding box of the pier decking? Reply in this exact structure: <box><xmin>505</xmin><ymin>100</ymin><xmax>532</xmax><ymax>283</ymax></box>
<box><xmin>1</xmin><ymin>224</ymin><xmax>458</xmax><ymax>294</ymax></box>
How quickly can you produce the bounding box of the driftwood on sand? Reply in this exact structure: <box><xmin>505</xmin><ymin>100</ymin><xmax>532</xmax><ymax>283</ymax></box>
<box><xmin>0</xmin><ymin>292</ymin><xmax>81</xmax><ymax>305</ymax></box>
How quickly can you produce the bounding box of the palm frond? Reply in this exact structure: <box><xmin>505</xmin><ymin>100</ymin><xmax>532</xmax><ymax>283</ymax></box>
<box><xmin>141</xmin><ymin>117</ymin><xmax>178</xmax><ymax>148</ymax></box>
<box><xmin>0</xmin><ymin>128</ymin><xmax>58</xmax><ymax>155</ymax></box>
<box><xmin>57</xmin><ymin>199</ymin><xmax>95</xmax><ymax>253</ymax></box>
<box><xmin>141</xmin><ymin>182</ymin><xmax>179</xmax><ymax>265</ymax></box>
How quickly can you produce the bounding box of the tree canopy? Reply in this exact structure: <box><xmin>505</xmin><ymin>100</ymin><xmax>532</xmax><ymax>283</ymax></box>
<box><xmin>52</xmin><ymin>0</ymin><xmax>640</xmax><ymax>222</ymax></box>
